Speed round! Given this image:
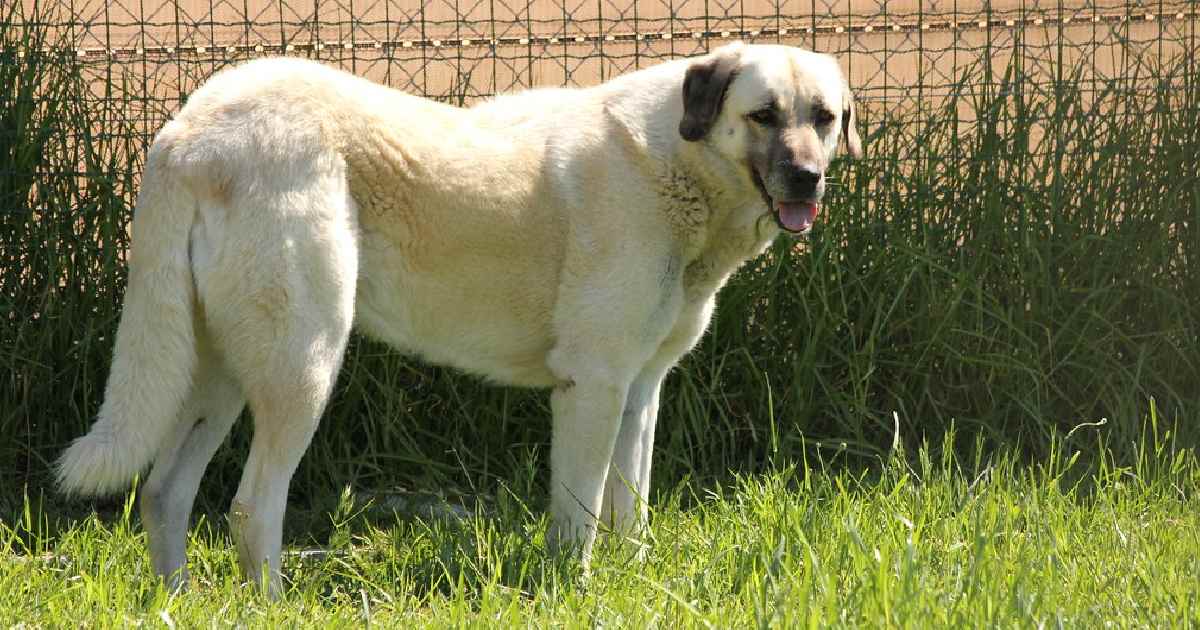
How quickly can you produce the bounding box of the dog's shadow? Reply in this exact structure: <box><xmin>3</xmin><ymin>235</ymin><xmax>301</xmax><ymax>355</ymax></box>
<box><xmin>269</xmin><ymin>484</ymin><xmax>595</xmax><ymax>603</ymax></box>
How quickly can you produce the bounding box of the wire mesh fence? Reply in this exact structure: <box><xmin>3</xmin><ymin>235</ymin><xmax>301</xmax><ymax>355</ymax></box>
<box><xmin>8</xmin><ymin>1</ymin><xmax>1198</xmax><ymax>130</ymax></box>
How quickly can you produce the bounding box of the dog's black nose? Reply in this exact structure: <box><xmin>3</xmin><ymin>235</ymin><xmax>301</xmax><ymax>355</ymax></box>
<box><xmin>788</xmin><ymin>167</ymin><xmax>822</xmax><ymax>196</ymax></box>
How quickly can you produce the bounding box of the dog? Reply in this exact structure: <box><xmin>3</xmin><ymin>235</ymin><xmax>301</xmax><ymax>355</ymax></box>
<box><xmin>56</xmin><ymin>41</ymin><xmax>862</xmax><ymax>595</ymax></box>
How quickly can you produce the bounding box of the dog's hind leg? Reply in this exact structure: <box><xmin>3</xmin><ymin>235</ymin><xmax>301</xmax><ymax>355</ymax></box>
<box><xmin>208</xmin><ymin>175</ymin><xmax>358</xmax><ymax>597</ymax></box>
<box><xmin>222</xmin><ymin>291</ymin><xmax>353</xmax><ymax>596</ymax></box>
<box><xmin>228</xmin><ymin>365</ymin><xmax>345</xmax><ymax>599</ymax></box>
<box><xmin>140</xmin><ymin>345</ymin><xmax>244</xmax><ymax>591</ymax></box>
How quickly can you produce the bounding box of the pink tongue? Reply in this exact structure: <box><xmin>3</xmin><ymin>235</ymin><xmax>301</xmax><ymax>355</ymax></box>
<box><xmin>776</xmin><ymin>201</ymin><xmax>819</xmax><ymax>232</ymax></box>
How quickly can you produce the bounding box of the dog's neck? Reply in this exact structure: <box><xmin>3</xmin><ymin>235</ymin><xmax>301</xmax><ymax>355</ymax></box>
<box><xmin>600</xmin><ymin>65</ymin><xmax>779</xmax><ymax>298</ymax></box>
<box><xmin>669</xmin><ymin>144</ymin><xmax>779</xmax><ymax>299</ymax></box>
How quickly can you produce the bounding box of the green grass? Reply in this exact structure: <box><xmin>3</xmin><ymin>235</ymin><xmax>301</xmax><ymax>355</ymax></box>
<box><xmin>3</xmin><ymin>426</ymin><xmax>1198</xmax><ymax>627</ymax></box>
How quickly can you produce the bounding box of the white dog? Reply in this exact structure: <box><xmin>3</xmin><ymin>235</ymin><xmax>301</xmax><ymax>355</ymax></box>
<box><xmin>57</xmin><ymin>41</ymin><xmax>862</xmax><ymax>595</ymax></box>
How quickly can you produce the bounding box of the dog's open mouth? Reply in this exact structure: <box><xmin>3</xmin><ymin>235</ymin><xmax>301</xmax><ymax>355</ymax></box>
<box><xmin>774</xmin><ymin>200</ymin><xmax>819</xmax><ymax>234</ymax></box>
<box><xmin>750</xmin><ymin>167</ymin><xmax>820</xmax><ymax>235</ymax></box>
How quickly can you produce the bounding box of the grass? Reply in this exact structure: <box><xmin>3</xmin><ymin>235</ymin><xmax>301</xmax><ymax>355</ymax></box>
<box><xmin>3</xmin><ymin>425</ymin><xmax>1198</xmax><ymax>627</ymax></box>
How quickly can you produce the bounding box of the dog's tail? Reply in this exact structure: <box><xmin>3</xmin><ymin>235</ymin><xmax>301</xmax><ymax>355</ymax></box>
<box><xmin>57</xmin><ymin>137</ymin><xmax>200</xmax><ymax>496</ymax></box>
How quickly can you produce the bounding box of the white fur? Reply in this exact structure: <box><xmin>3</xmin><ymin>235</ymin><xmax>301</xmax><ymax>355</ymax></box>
<box><xmin>56</xmin><ymin>42</ymin><xmax>857</xmax><ymax>595</ymax></box>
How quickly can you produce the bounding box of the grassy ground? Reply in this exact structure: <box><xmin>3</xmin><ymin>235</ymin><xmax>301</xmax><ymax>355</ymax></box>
<box><xmin>3</xmin><ymin>428</ymin><xmax>1197</xmax><ymax>627</ymax></box>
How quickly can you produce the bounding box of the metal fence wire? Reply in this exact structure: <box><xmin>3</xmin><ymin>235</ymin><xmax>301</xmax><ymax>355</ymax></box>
<box><xmin>8</xmin><ymin>1</ymin><xmax>1198</xmax><ymax>127</ymax></box>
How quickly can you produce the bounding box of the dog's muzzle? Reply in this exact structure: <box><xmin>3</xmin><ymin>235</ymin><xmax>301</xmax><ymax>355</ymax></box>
<box><xmin>751</xmin><ymin>167</ymin><xmax>821</xmax><ymax>236</ymax></box>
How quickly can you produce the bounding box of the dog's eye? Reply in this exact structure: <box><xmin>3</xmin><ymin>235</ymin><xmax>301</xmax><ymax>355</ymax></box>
<box><xmin>746</xmin><ymin>108</ymin><xmax>775</xmax><ymax>125</ymax></box>
<box><xmin>813</xmin><ymin>107</ymin><xmax>836</xmax><ymax>126</ymax></box>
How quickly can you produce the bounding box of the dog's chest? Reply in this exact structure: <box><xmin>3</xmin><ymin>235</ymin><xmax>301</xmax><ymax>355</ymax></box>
<box><xmin>656</xmin><ymin>165</ymin><xmax>712</xmax><ymax>258</ymax></box>
<box><xmin>681</xmin><ymin>230</ymin><xmax>769</xmax><ymax>301</ymax></box>
<box><xmin>652</xmin><ymin>166</ymin><xmax>774</xmax><ymax>346</ymax></box>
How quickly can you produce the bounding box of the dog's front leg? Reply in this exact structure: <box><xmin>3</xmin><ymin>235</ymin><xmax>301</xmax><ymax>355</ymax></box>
<box><xmin>599</xmin><ymin>363</ymin><xmax>667</xmax><ymax>549</ymax></box>
<box><xmin>546</xmin><ymin>371</ymin><xmax>629</xmax><ymax>569</ymax></box>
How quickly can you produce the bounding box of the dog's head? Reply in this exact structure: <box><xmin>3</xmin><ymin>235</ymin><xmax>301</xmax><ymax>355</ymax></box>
<box><xmin>679</xmin><ymin>42</ymin><xmax>862</xmax><ymax>235</ymax></box>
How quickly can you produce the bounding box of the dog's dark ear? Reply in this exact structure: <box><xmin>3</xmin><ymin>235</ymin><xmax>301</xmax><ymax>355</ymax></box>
<box><xmin>841</xmin><ymin>84</ymin><xmax>863</xmax><ymax>159</ymax></box>
<box><xmin>679</xmin><ymin>47</ymin><xmax>742</xmax><ymax>142</ymax></box>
